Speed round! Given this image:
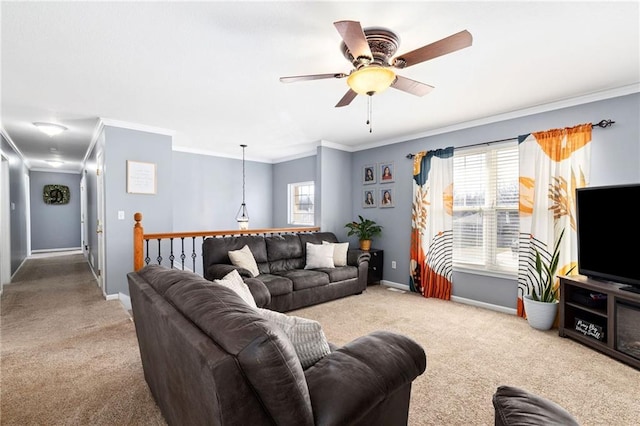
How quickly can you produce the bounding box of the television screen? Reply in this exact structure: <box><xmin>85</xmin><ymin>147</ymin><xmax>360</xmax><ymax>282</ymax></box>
<box><xmin>575</xmin><ymin>184</ymin><xmax>640</xmax><ymax>290</ymax></box>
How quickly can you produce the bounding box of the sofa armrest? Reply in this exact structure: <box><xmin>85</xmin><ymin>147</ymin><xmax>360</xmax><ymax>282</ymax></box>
<box><xmin>347</xmin><ymin>250</ymin><xmax>370</xmax><ymax>267</ymax></box>
<box><xmin>204</xmin><ymin>264</ymin><xmax>252</xmax><ymax>281</ymax></box>
<box><xmin>347</xmin><ymin>250</ymin><xmax>370</xmax><ymax>290</ymax></box>
<box><xmin>244</xmin><ymin>278</ymin><xmax>271</xmax><ymax>308</ymax></box>
<box><xmin>304</xmin><ymin>330</ymin><xmax>426</xmax><ymax>426</ymax></box>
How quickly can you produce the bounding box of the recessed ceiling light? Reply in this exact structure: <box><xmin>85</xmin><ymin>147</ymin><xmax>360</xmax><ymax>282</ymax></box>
<box><xmin>46</xmin><ymin>160</ymin><xmax>65</xmax><ymax>167</ymax></box>
<box><xmin>33</xmin><ymin>122</ymin><xmax>67</xmax><ymax>137</ymax></box>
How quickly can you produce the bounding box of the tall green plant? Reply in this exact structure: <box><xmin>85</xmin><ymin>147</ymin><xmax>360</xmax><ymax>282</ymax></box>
<box><xmin>531</xmin><ymin>228</ymin><xmax>575</xmax><ymax>302</ymax></box>
<box><xmin>344</xmin><ymin>215</ymin><xmax>382</xmax><ymax>240</ymax></box>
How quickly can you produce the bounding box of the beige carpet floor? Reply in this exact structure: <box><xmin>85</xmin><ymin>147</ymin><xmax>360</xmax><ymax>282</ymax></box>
<box><xmin>1</xmin><ymin>254</ymin><xmax>165</xmax><ymax>425</ymax></box>
<box><xmin>2</xmin><ymin>254</ymin><xmax>639</xmax><ymax>425</ymax></box>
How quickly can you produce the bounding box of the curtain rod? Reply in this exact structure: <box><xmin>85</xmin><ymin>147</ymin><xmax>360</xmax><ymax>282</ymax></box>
<box><xmin>405</xmin><ymin>119</ymin><xmax>615</xmax><ymax>159</ymax></box>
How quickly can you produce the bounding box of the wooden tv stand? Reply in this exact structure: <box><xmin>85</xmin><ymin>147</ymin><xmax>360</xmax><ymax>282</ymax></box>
<box><xmin>559</xmin><ymin>275</ymin><xmax>640</xmax><ymax>370</ymax></box>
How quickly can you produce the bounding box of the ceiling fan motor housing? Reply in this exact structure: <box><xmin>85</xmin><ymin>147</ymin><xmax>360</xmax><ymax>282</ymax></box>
<box><xmin>341</xmin><ymin>27</ymin><xmax>400</xmax><ymax>69</ymax></box>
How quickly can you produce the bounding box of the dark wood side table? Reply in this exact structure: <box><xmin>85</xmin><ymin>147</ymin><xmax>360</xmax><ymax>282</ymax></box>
<box><xmin>350</xmin><ymin>248</ymin><xmax>383</xmax><ymax>285</ymax></box>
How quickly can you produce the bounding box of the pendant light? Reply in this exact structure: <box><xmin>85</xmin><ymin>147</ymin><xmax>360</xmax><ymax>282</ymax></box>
<box><xmin>235</xmin><ymin>144</ymin><xmax>249</xmax><ymax>230</ymax></box>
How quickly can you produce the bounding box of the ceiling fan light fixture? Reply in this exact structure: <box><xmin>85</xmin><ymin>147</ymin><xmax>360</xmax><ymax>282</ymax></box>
<box><xmin>347</xmin><ymin>67</ymin><xmax>396</xmax><ymax>95</ymax></box>
<box><xmin>33</xmin><ymin>122</ymin><xmax>67</xmax><ymax>137</ymax></box>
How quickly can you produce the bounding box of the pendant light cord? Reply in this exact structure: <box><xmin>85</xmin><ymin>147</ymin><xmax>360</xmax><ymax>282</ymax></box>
<box><xmin>241</xmin><ymin>144</ymin><xmax>246</xmax><ymax>205</ymax></box>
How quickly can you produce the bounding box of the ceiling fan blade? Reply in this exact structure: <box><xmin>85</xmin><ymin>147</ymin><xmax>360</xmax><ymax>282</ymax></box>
<box><xmin>334</xmin><ymin>20</ymin><xmax>373</xmax><ymax>61</ymax></box>
<box><xmin>393</xmin><ymin>30</ymin><xmax>473</xmax><ymax>69</ymax></box>
<box><xmin>335</xmin><ymin>89</ymin><xmax>357</xmax><ymax>108</ymax></box>
<box><xmin>391</xmin><ymin>76</ymin><xmax>434</xmax><ymax>97</ymax></box>
<box><xmin>280</xmin><ymin>73</ymin><xmax>347</xmax><ymax>83</ymax></box>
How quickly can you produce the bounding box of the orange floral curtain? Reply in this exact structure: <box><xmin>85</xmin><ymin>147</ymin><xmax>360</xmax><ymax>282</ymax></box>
<box><xmin>517</xmin><ymin>124</ymin><xmax>592</xmax><ymax>316</ymax></box>
<box><xmin>410</xmin><ymin>147</ymin><xmax>454</xmax><ymax>299</ymax></box>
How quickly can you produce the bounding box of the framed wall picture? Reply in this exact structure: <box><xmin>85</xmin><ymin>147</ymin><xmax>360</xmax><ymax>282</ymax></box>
<box><xmin>379</xmin><ymin>162</ymin><xmax>394</xmax><ymax>183</ymax></box>
<box><xmin>363</xmin><ymin>188</ymin><xmax>376</xmax><ymax>208</ymax></box>
<box><xmin>127</xmin><ymin>160</ymin><xmax>157</xmax><ymax>194</ymax></box>
<box><xmin>43</xmin><ymin>184</ymin><xmax>70</xmax><ymax>205</ymax></box>
<box><xmin>362</xmin><ymin>164</ymin><xmax>376</xmax><ymax>184</ymax></box>
<box><xmin>380</xmin><ymin>187</ymin><xmax>394</xmax><ymax>208</ymax></box>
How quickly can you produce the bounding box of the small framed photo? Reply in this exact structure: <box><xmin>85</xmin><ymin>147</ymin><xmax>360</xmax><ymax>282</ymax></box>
<box><xmin>363</xmin><ymin>164</ymin><xmax>376</xmax><ymax>184</ymax></box>
<box><xmin>362</xmin><ymin>189</ymin><xmax>376</xmax><ymax>208</ymax></box>
<box><xmin>379</xmin><ymin>187</ymin><xmax>394</xmax><ymax>208</ymax></box>
<box><xmin>379</xmin><ymin>162</ymin><xmax>394</xmax><ymax>183</ymax></box>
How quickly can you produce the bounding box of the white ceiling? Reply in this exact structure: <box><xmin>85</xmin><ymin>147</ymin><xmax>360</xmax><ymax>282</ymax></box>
<box><xmin>2</xmin><ymin>1</ymin><xmax>639</xmax><ymax>172</ymax></box>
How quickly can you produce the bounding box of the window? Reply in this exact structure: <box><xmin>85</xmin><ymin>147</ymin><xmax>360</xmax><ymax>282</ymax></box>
<box><xmin>288</xmin><ymin>181</ymin><xmax>315</xmax><ymax>225</ymax></box>
<box><xmin>453</xmin><ymin>142</ymin><xmax>519</xmax><ymax>274</ymax></box>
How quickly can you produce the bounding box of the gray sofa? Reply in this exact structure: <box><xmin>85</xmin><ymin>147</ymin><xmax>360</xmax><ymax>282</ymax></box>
<box><xmin>127</xmin><ymin>265</ymin><xmax>427</xmax><ymax>426</ymax></box>
<box><xmin>202</xmin><ymin>231</ymin><xmax>370</xmax><ymax>312</ymax></box>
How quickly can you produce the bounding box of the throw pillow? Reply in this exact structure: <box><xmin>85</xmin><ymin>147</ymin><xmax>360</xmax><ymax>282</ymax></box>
<box><xmin>322</xmin><ymin>241</ymin><xmax>349</xmax><ymax>267</ymax></box>
<box><xmin>257</xmin><ymin>308</ymin><xmax>331</xmax><ymax>369</ymax></box>
<box><xmin>304</xmin><ymin>242</ymin><xmax>335</xmax><ymax>269</ymax></box>
<box><xmin>214</xmin><ymin>269</ymin><xmax>257</xmax><ymax>308</ymax></box>
<box><xmin>228</xmin><ymin>245</ymin><xmax>260</xmax><ymax>277</ymax></box>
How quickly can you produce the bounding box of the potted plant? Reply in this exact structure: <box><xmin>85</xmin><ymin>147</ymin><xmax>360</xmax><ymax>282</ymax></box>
<box><xmin>523</xmin><ymin>228</ymin><xmax>575</xmax><ymax>330</ymax></box>
<box><xmin>345</xmin><ymin>215</ymin><xmax>383</xmax><ymax>251</ymax></box>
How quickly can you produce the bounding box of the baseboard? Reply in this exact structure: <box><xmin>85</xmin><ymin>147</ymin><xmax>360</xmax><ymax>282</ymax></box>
<box><xmin>31</xmin><ymin>247</ymin><xmax>82</xmax><ymax>254</ymax></box>
<box><xmin>381</xmin><ymin>280</ymin><xmax>516</xmax><ymax>315</ymax></box>
<box><xmin>381</xmin><ymin>280</ymin><xmax>410</xmax><ymax>291</ymax></box>
<box><xmin>451</xmin><ymin>296</ymin><xmax>517</xmax><ymax>315</ymax></box>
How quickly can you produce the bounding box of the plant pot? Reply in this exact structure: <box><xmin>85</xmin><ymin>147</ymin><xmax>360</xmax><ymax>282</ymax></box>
<box><xmin>523</xmin><ymin>295</ymin><xmax>558</xmax><ymax>331</ymax></box>
<box><xmin>359</xmin><ymin>239</ymin><xmax>372</xmax><ymax>251</ymax></box>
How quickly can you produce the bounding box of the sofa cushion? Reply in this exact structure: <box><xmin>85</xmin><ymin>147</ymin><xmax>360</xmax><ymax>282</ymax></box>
<box><xmin>493</xmin><ymin>385</ymin><xmax>580</xmax><ymax>426</ymax></box>
<box><xmin>202</xmin><ymin>235</ymin><xmax>270</xmax><ymax>275</ymax></box>
<box><xmin>299</xmin><ymin>232</ymin><xmax>338</xmax><ymax>249</ymax></box>
<box><xmin>257</xmin><ymin>308</ymin><xmax>331</xmax><ymax>369</ymax></box>
<box><xmin>275</xmin><ymin>269</ymin><xmax>330</xmax><ymax>291</ymax></box>
<box><xmin>214</xmin><ymin>269</ymin><xmax>257</xmax><ymax>308</ymax></box>
<box><xmin>314</xmin><ymin>265</ymin><xmax>358</xmax><ymax>283</ymax></box>
<box><xmin>323</xmin><ymin>241</ymin><xmax>349</xmax><ymax>267</ymax></box>
<box><xmin>304</xmin><ymin>242</ymin><xmax>335</xmax><ymax>269</ymax></box>
<box><xmin>266</xmin><ymin>235</ymin><xmax>304</xmax><ymax>272</ymax></box>
<box><xmin>228</xmin><ymin>245</ymin><xmax>260</xmax><ymax>277</ymax></box>
<box><xmin>257</xmin><ymin>273</ymin><xmax>294</xmax><ymax>296</ymax></box>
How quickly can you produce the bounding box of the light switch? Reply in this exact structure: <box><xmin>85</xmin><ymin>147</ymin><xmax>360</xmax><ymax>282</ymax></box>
<box><xmin>118</xmin><ymin>210</ymin><xmax>125</xmax><ymax>220</ymax></box>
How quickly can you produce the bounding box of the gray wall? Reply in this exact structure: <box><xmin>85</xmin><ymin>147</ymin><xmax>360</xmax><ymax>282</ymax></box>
<box><xmin>29</xmin><ymin>171</ymin><xmax>81</xmax><ymax>251</ymax></box>
<box><xmin>318</xmin><ymin>146</ymin><xmax>353</xmax><ymax>240</ymax></box>
<box><xmin>103</xmin><ymin>126</ymin><xmax>173</xmax><ymax>296</ymax></box>
<box><xmin>1</xmin><ymin>135</ymin><xmax>28</xmax><ymax>274</ymax></box>
<box><xmin>352</xmin><ymin>92</ymin><xmax>640</xmax><ymax>309</ymax></box>
<box><xmin>172</xmin><ymin>151</ymin><xmax>273</xmax><ymax>231</ymax></box>
<box><xmin>272</xmin><ymin>155</ymin><xmax>315</xmax><ymax>227</ymax></box>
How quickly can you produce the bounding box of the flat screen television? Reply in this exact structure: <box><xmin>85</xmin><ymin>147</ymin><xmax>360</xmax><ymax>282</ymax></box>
<box><xmin>575</xmin><ymin>183</ymin><xmax>640</xmax><ymax>293</ymax></box>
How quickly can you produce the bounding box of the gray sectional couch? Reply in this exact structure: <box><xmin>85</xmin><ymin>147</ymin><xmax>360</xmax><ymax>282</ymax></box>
<box><xmin>202</xmin><ymin>231</ymin><xmax>370</xmax><ymax>312</ymax></box>
<box><xmin>127</xmin><ymin>265</ymin><xmax>427</xmax><ymax>425</ymax></box>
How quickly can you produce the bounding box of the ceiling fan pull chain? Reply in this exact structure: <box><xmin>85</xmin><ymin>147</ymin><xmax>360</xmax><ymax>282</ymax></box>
<box><xmin>367</xmin><ymin>95</ymin><xmax>373</xmax><ymax>133</ymax></box>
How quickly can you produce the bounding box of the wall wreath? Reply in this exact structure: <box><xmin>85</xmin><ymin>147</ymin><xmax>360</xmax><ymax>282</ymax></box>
<box><xmin>43</xmin><ymin>184</ymin><xmax>70</xmax><ymax>205</ymax></box>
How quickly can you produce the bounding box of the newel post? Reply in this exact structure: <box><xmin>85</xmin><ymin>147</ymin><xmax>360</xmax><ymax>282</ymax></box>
<box><xmin>133</xmin><ymin>212</ymin><xmax>144</xmax><ymax>271</ymax></box>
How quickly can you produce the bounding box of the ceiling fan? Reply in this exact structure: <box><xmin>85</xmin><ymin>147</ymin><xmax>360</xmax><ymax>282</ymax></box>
<box><xmin>280</xmin><ymin>20</ymin><xmax>473</xmax><ymax>108</ymax></box>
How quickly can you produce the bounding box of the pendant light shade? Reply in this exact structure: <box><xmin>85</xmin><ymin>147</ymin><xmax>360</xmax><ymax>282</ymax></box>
<box><xmin>236</xmin><ymin>144</ymin><xmax>249</xmax><ymax>229</ymax></box>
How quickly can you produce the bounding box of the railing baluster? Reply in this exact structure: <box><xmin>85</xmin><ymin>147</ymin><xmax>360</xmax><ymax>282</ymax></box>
<box><xmin>169</xmin><ymin>238</ymin><xmax>175</xmax><ymax>269</ymax></box>
<box><xmin>191</xmin><ymin>237</ymin><xmax>197</xmax><ymax>272</ymax></box>
<box><xmin>156</xmin><ymin>238</ymin><xmax>163</xmax><ymax>265</ymax></box>
<box><xmin>180</xmin><ymin>238</ymin><xmax>186</xmax><ymax>270</ymax></box>
<box><xmin>145</xmin><ymin>239</ymin><xmax>151</xmax><ymax>266</ymax></box>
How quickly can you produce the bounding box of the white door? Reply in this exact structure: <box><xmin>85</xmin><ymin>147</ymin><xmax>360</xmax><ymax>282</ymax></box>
<box><xmin>96</xmin><ymin>151</ymin><xmax>106</xmax><ymax>294</ymax></box>
<box><xmin>80</xmin><ymin>172</ymin><xmax>87</xmax><ymax>256</ymax></box>
<box><xmin>24</xmin><ymin>173</ymin><xmax>30</xmax><ymax>256</ymax></box>
<box><xmin>0</xmin><ymin>156</ymin><xmax>11</xmax><ymax>292</ymax></box>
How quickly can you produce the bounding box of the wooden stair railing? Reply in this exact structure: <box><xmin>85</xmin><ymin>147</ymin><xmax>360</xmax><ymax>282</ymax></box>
<box><xmin>133</xmin><ymin>212</ymin><xmax>320</xmax><ymax>272</ymax></box>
